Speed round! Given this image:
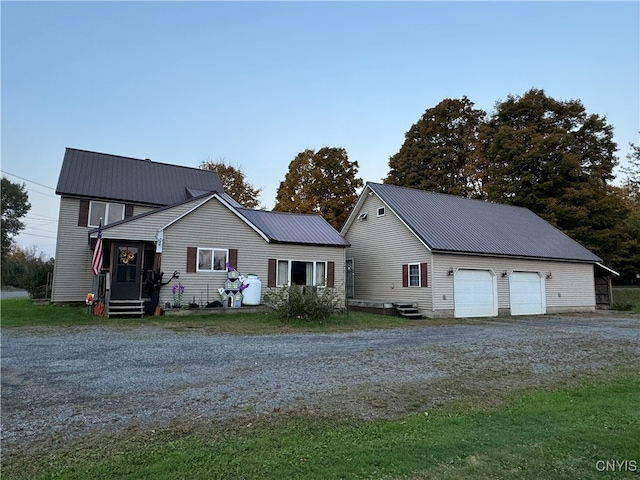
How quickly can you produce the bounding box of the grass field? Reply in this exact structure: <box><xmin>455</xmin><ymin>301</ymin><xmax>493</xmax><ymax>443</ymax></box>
<box><xmin>612</xmin><ymin>287</ymin><xmax>640</xmax><ymax>313</ymax></box>
<box><xmin>0</xmin><ymin>297</ymin><xmax>439</xmax><ymax>332</ymax></box>
<box><xmin>3</xmin><ymin>368</ymin><xmax>638</xmax><ymax>480</ymax></box>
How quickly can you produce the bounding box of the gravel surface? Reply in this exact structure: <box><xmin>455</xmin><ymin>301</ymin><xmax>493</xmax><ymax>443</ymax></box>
<box><xmin>2</xmin><ymin>313</ymin><xmax>639</xmax><ymax>460</ymax></box>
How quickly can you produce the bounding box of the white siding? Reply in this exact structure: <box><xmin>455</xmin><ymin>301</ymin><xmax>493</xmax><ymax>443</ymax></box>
<box><xmin>157</xmin><ymin>198</ymin><xmax>346</xmax><ymax>307</ymax></box>
<box><xmin>343</xmin><ymin>194</ymin><xmax>433</xmax><ymax>311</ymax></box>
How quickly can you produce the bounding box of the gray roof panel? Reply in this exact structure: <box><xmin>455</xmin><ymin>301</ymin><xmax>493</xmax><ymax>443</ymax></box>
<box><xmin>239</xmin><ymin>209</ymin><xmax>350</xmax><ymax>247</ymax></box>
<box><xmin>56</xmin><ymin>148</ymin><xmax>223</xmax><ymax>205</ymax></box>
<box><xmin>368</xmin><ymin>182</ymin><xmax>601</xmax><ymax>262</ymax></box>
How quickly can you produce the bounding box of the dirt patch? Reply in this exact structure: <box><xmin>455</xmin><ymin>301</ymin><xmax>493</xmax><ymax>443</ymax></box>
<box><xmin>2</xmin><ymin>313</ymin><xmax>639</xmax><ymax>461</ymax></box>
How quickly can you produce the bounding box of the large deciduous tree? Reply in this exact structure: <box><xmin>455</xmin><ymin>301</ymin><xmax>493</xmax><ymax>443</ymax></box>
<box><xmin>621</xmin><ymin>140</ymin><xmax>640</xmax><ymax>199</ymax></box>
<box><xmin>1</xmin><ymin>177</ymin><xmax>31</xmax><ymax>263</ymax></box>
<box><xmin>478</xmin><ymin>89</ymin><xmax>626</xmax><ymax>263</ymax></box>
<box><xmin>274</xmin><ymin>147</ymin><xmax>363</xmax><ymax>229</ymax></box>
<box><xmin>386</xmin><ymin>97</ymin><xmax>486</xmax><ymax>197</ymax></box>
<box><xmin>200</xmin><ymin>160</ymin><xmax>262</xmax><ymax>209</ymax></box>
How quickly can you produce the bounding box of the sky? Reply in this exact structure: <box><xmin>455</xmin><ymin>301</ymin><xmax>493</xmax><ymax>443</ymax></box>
<box><xmin>2</xmin><ymin>1</ymin><xmax>639</xmax><ymax>260</ymax></box>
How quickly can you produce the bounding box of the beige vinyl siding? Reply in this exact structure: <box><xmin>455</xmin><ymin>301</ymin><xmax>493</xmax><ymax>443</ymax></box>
<box><xmin>51</xmin><ymin>198</ymin><xmax>156</xmax><ymax>303</ymax></box>
<box><xmin>344</xmin><ymin>194</ymin><xmax>433</xmax><ymax>311</ymax></box>
<box><xmin>431</xmin><ymin>253</ymin><xmax>595</xmax><ymax>315</ymax></box>
<box><xmin>98</xmin><ymin>197</ymin><xmax>210</xmax><ymax>242</ymax></box>
<box><xmin>158</xmin><ymin>198</ymin><xmax>346</xmax><ymax>307</ymax></box>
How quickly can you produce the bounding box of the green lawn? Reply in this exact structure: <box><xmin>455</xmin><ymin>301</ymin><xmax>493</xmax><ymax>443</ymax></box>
<box><xmin>612</xmin><ymin>287</ymin><xmax>640</xmax><ymax>313</ymax></box>
<box><xmin>3</xmin><ymin>369</ymin><xmax>638</xmax><ymax>480</ymax></box>
<box><xmin>0</xmin><ymin>297</ymin><xmax>438</xmax><ymax>333</ymax></box>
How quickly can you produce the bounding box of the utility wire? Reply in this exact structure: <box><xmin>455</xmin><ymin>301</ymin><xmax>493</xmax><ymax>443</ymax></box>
<box><xmin>1</xmin><ymin>170</ymin><xmax>55</xmax><ymax>190</ymax></box>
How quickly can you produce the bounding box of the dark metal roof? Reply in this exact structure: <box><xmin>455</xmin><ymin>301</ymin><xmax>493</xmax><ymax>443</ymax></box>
<box><xmin>56</xmin><ymin>148</ymin><xmax>223</xmax><ymax>205</ymax></box>
<box><xmin>239</xmin><ymin>209</ymin><xmax>350</xmax><ymax>247</ymax></box>
<box><xmin>367</xmin><ymin>182</ymin><xmax>601</xmax><ymax>262</ymax></box>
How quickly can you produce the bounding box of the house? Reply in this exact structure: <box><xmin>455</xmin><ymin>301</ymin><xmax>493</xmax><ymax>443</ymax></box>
<box><xmin>341</xmin><ymin>182</ymin><xmax>612</xmax><ymax>318</ymax></box>
<box><xmin>52</xmin><ymin>148</ymin><xmax>349</xmax><ymax>313</ymax></box>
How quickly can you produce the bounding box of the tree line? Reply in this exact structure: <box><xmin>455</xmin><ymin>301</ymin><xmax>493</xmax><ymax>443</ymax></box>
<box><xmin>3</xmin><ymin>88</ymin><xmax>638</xmax><ymax>291</ymax></box>
<box><xmin>204</xmin><ymin>88</ymin><xmax>640</xmax><ymax>282</ymax></box>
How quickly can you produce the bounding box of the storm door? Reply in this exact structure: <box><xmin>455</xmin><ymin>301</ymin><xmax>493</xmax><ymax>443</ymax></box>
<box><xmin>111</xmin><ymin>243</ymin><xmax>142</xmax><ymax>300</ymax></box>
<box><xmin>346</xmin><ymin>258</ymin><xmax>354</xmax><ymax>298</ymax></box>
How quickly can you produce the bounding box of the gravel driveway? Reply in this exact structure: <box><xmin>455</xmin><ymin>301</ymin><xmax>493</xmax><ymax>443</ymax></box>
<box><xmin>2</xmin><ymin>313</ymin><xmax>639</xmax><ymax>460</ymax></box>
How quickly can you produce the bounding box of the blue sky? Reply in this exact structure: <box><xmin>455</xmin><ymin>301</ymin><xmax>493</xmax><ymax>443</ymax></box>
<box><xmin>2</xmin><ymin>1</ymin><xmax>639</xmax><ymax>259</ymax></box>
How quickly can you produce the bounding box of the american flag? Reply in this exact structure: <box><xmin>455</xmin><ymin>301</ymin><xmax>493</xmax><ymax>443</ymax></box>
<box><xmin>91</xmin><ymin>221</ymin><xmax>103</xmax><ymax>275</ymax></box>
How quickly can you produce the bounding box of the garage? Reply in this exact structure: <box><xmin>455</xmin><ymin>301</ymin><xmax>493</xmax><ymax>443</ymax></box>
<box><xmin>509</xmin><ymin>272</ymin><xmax>545</xmax><ymax>315</ymax></box>
<box><xmin>454</xmin><ymin>269</ymin><xmax>497</xmax><ymax>318</ymax></box>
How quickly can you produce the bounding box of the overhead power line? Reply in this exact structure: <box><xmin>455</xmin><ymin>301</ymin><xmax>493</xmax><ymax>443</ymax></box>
<box><xmin>1</xmin><ymin>170</ymin><xmax>55</xmax><ymax>190</ymax></box>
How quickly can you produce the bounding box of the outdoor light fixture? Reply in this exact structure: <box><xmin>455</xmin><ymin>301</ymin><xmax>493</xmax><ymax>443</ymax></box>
<box><xmin>546</xmin><ymin>272</ymin><xmax>552</xmax><ymax>279</ymax></box>
<box><xmin>448</xmin><ymin>267</ymin><xmax>454</xmax><ymax>276</ymax></box>
<box><xmin>502</xmin><ymin>270</ymin><xmax>508</xmax><ymax>278</ymax></box>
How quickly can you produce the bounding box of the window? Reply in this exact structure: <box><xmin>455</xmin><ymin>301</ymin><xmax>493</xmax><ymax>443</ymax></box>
<box><xmin>276</xmin><ymin>260</ymin><xmax>327</xmax><ymax>286</ymax></box>
<box><xmin>402</xmin><ymin>262</ymin><xmax>428</xmax><ymax>288</ymax></box>
<box><xmin>408</xmin><ymin>263</ymin><xmax>420</xmax><ymax>287</ymax></box>
<box><xmin>89</xmin><ymin>201</ymin><xmax>125</xmax><ymax>227</ymax></box>
<box><xmin>377</xmin><ymin>207</ymin><xmax>385</xmax><ymax>217</ymax></box>
<box><xmin>197</xmin><ymin>248</ymin><xmax>228</xmax><ymax>271</ymax></box>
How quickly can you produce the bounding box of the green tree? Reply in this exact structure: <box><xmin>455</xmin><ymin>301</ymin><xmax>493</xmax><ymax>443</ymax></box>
<box><xmin>617</xmin><ymin>140</ymin><xmax>640</xmax><ymax>280</ymax></box>
<box><xmin>477</xmin><ymin>88</ymin><xmax>626</xmax><ymax>264</ymax></box>
<box><xmin>386</xmin><ymin>97</ymin><xmax>486</xmax><ymax>197</ymax></box>
<box><xmin>1</xmin><ymin>177</ymin><xmax>31</xmax><ymax>263</ymax></box>
<box><xmin>274</xmin><ymin>147</ymin><xmax>363</xmax><ymax>229</ymax></box>
<box><xmin>621</xmin><ymin>140</ymin><xmax>640</xmax><ymax>199</ymax></box>
<box><xmin>1</xmin><ymin>245</ymin><xmax>54</xmax><ymax>297</ymax></box>
<box><xmin>199</xmin><ymin>160</ymin><xmax>262</xmax><ymax>208</ymax></box>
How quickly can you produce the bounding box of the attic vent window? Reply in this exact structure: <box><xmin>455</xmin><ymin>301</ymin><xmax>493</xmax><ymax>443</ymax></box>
<box><xmin>377</xmin><ymin>207</ymin><xmax>385</xmax><ymax>217</ymax></box>
<box><xmin>358</xmin><ymin>212</ymin><xmax>368</xmax><ymax>221</ymax></box>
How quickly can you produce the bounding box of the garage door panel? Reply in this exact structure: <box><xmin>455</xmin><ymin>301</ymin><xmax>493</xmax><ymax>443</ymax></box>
<box><xmin>454</xmin><ymin>269</ymin><xmax>497</xmax><ymax>318</ymax></box>
<box><xmin>510</xmin><ymin>272</ymin><xmax>545</xmax><ymax>315</ymax></box>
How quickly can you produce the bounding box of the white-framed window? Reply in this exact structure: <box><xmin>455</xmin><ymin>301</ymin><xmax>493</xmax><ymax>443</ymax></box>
<box><xmin>197</xmin><ymin>248</ymin><xmax>228</xmax><ymax>272</ymax></box>
<box><xmin>377</xmin><ymin>207</ymin><xmax>385</xmax><ymax>217</ymax></box>
<box><xmin>408</xmin><ymin>263</ymin><xmax>421</xmax><ymax>287</ymax></box>
<box><xmin>89</xmin><ymin>201</ymin><xmax>125</xmax><ymax>227</ymax></box>
<box><xmin>276</xmin><ymin>260</ymin><xmax>327</xmax><ymax>286</ymax></box>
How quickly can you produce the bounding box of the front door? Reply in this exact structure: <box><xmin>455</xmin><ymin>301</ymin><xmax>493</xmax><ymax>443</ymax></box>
<box><xmin>111</xmin><ymin>243</ymin><xmax>142</xmax><ymax>300</ymax></box>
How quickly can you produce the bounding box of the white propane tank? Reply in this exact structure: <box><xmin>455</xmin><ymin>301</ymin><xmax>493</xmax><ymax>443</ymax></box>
<box><xmin>242</xmin><ymin>274</ymin><xmax>262</xmax><ymax>305</ymax></box>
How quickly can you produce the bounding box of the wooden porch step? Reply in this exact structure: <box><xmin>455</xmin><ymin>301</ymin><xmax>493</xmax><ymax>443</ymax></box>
<box><xmin>393</xmin><ymin>303</ymin><xmax>423</xmax><ymax>319</ymax></box>
<box><xmin>108</xmin><ymin>300</ymin><xmax>145</xmax><ymax>318</ymax></box>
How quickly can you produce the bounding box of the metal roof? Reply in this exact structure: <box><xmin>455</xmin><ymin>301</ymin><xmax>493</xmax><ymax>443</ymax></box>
<box><xmin>56</xmin><ymin>148</ymin><xmax>223</xmax><ymax>206</ymax></box>
<box><xmin>365</xmin><ymin>182</ymin><xmax>601</xmax><ymax>262</ymax></box>
<box><xmin>239</xmin><ymin>208</ymin><xmax>350</xmax><ymax>247</ymax></box>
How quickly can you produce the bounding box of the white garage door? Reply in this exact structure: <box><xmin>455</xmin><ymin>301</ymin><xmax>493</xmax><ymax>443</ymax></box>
<box><xmin>454</xmin><ymin>269</ymin><xmax>497</xmax><ymax>318</ymax></box>
<box><xmin>509</xmin><ymin>272</ymin><xmax>545</xmax><ymax>315</ymax></box>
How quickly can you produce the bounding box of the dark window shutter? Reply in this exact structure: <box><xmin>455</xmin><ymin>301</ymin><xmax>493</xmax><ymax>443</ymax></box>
<box><xmin>187</xmin><ymin>247</ymin><xmax>197</xmax><ymax>273</ymax></box>
<box><xmin>125</xmin><ymin>204</ymin><xmax>134</xmax><ymax>218</ymax></box>
<box><xmin>228</xmin><ymin>249</ymin><xmax>238</xmax><ymax>269</ymax></box>
<box><xmin>78</xmin><ymin>199</ymin><xmax>89</xmax><ymax>226</ymax></box>
<box><xmin>402</xmin><ymin>264</ymin><xmax>408</xmax><ymax>288</ymax></box>
<box><xmin>421</xmin><ymin>263</ymin><xmax>428</xmax><ymax>287</ymax></box>
<box><xmin>268</xmin><ymin>259</ymin><xmax>276</xmax><ymax>287</ymax></box>
<box><xmin>327</xmin><ymin>261</ymin><xmax>335</xmax><ymax>288</ymax></box>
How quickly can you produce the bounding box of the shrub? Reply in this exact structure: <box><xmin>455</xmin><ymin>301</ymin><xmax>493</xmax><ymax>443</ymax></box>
<box><xmin>264</xmin><ymin>285</ymin><xmax>342</xmax><ymax>322</ymax></box>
